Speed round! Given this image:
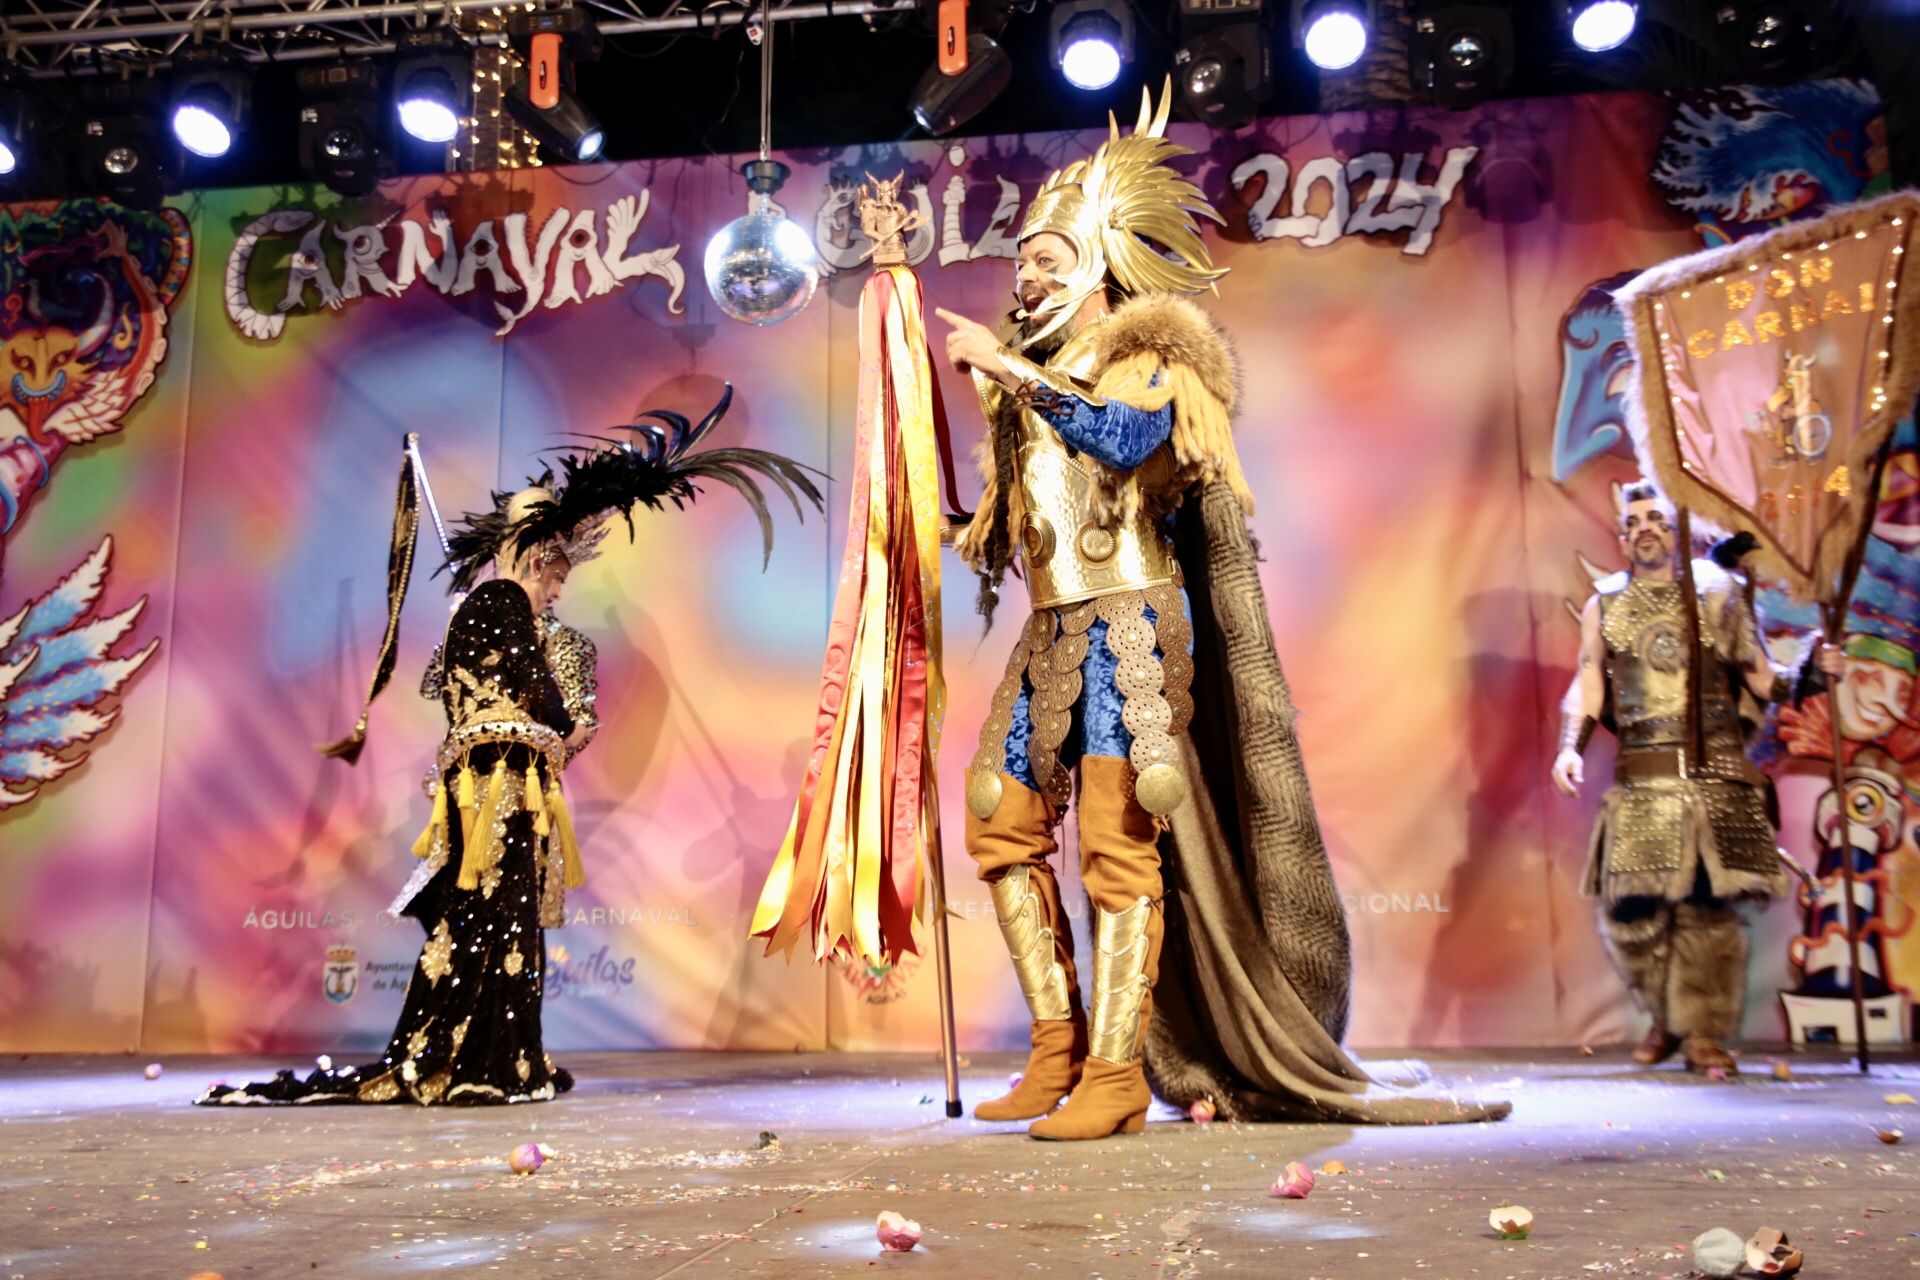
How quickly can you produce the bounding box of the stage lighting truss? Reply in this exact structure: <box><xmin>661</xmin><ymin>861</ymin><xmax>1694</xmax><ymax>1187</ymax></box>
<box><xmin>1049</xmin><ymin>0</ymin><xmax>1135</xmax><ymax>92</ymax></box>
<box><xmin>168</xmin><ymin>45</ymin><xmax>249</xmax><ymax>159</ymax></box>
<box><xmin>1172</xmin><ymin>0</ymin><xmax>1271</xmax><ymax>130</ymax></box>
<box><xmin>1410</xmin><ymin>2</ymin><xmax>1513</xmax><ymax>109</ymax></box>
<box><xmin>0</xmin><ymin>1</ymin><xmax>896</xmax><ymax>74</ymax></box>
<box><xmin>78</xmin><ymin>78</ymin><xmax>172</xmax><ymax>210</ymax></box>
<box><xmin>1712</xmin><ymin>1</ymin><xmax>1830</xmax><ymax>82</ymax></box>
<box><xmin>1566</xmin><ymin>0</ymin><xmax>1636</xmax><ymax>53</ymax></box>
<box><xmin>1291</xmin><ymin>0</ymin><xmax>1373</xmax><ymax>71</ymax></box>
<box><xmin>393</xmin><ymin>28</ymin><xmax>473</xmax><ymax>146</ymax></box>
<box><xmin>297</xmin><ymin>60</ymin><xmax>392</xmax><ymax>197</ymax></box>
<box><xmin>504</xmin><ymin>6</ymin><xmax>605</xmax><ymax>163</ymax></box>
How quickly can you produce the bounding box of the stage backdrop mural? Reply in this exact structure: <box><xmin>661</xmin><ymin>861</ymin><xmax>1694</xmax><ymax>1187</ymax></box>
<box><xmin>2</xmin><ymin>79</ymin><xmax>1913</xmax><ymax>1055</ymax></box>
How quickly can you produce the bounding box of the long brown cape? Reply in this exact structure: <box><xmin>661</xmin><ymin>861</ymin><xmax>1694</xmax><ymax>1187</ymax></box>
<box><xmin>1145</xmin><ymin>485</ymin><xmax>1510</xmax><ymax>1125</ymax></box>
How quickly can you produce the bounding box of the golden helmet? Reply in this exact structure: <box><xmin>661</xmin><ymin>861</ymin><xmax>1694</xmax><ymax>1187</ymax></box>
<box><xmin>1014</xmin><ymin>78</ymin><xmax>1227</xmax><ymax>349</ymax></box>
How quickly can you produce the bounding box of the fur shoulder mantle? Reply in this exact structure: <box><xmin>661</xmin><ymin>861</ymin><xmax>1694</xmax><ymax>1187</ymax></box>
<box><xmin>1089</xmin><ymin>293</ymin><xmax>1239</xmax><ymax>416</ymax></box>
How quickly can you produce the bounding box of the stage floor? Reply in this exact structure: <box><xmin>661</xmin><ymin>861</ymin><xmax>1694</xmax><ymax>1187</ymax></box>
<box><xmin>2</xmin><ymin>1050</ymin><xmax>1918</xmax><ymax>1279</ymax></box>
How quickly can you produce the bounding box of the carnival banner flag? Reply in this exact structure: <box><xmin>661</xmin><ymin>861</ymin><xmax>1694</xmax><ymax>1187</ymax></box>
<box><xmin>1618</xmin><ymin>191</ymin><xmax>1920</xmax><ymax>601</ymax></box>
<box><xmin>752</xmin><ymin>259</ymin><xmax>949</xmax><ymax>967</ymax></box>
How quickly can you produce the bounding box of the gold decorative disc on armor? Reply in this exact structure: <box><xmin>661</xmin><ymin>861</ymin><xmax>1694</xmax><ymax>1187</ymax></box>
<box><xmin>1078</xmin><ymin>525</ymin><xmax>1118</xmax><ymax>563</ymax></box>
<box><xmin>1022</xmin><ymin>515</ymin><xmax>1058</xmax><ymax>566</ymax></box>
<box><xmin>1635</xmin><ymin>618</ymin><xmax>1687</xmax><ymax>673</ymax></box>
<box><xmin>1133</xmin><ymin>762</ymin><xmax>1185</xmax><ymax>816</ymax></box>
<box><xmin>967</xmin><ymin>768</ymin><xmax>1005</xmax><ymax>820</ymax></box>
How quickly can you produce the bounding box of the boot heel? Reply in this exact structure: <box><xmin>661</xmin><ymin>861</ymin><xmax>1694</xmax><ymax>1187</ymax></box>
<box><xmin>1118</xmin><ymin>1111</ymin><xmax>1146</xmax><ymax>1134</ymax></box>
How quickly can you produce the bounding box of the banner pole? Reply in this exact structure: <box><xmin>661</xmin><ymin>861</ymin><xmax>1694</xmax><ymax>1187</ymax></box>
<box><xmin>925</xmin><ymin>782</ymin><xmax>964</xmax><ymax>1118</ymax></box>
<box><xmin>404</xmin><ymin>433</ymin><xmax>454</xmax><ymax>559</ymax></box>
<box><xmin>1820</xmin><ymin>599</ymin><xmax>1873</xmax><ymax>1074</ymax></box>
<box><xmin>1819</xmin><ymin>435</ymin><xmax>1896</xmax><ymax>1074</ymax></box>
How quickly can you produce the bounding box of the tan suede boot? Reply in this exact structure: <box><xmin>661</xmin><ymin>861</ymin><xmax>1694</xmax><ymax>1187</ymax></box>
<box><xmin>1030</xmin><ymin>756</ymin><xmax>1160</xmax><ymax>1141</ymax></box>
<box><xmin>968</xmin><ymin>773</ymin><xmax>1087</xmax><ymax>1122</ymax></box>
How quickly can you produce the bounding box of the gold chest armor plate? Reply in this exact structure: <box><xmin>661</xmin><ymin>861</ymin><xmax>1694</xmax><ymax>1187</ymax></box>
<box><xmin>1600</xmin><ymin>576</ymin><xmax>1744</xmax><ymax>760</ymax></box>
<box><xmin>1014</xmin><ymin>330</ymin><xmax>1179</xmax><ymax>611</ymax></box>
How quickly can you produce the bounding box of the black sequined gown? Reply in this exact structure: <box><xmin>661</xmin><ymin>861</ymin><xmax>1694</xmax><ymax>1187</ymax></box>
<box><xmin>199</xmin><ymin>579</ymin><xmax>589</xmax><ymax>1106</ymax></box>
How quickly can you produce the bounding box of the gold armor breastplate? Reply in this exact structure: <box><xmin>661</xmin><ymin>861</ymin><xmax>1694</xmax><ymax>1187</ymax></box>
<box><xmin>1600</xmin><ymin>576</ymin><xmax>1750</xmax><ymax>776</ymax></box>
<box><xmin>1012</xmin><ymin>326</ymin><xmax>1179</xmax><ymax>611</ymax></box>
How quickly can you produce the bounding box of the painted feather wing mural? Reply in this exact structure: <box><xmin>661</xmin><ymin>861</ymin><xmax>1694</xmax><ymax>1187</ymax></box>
<box><xmin>0</xmin><ymin>536</ymin><xmax>157</xmax><ymax>809</ymax></box>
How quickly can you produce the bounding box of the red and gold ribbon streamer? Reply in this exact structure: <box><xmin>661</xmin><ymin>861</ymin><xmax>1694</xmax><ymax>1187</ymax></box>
<box><xmin>752</xmin><ymin>266</ymin><xmax>948</xmax><ymax>965</ymax></box>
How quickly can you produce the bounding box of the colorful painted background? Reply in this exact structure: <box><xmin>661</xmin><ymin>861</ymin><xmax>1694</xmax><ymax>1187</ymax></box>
<box><xmin>2</xmin><ymin>81</ymin><xmax>1913</xmax><ymax>1055</ymax></box>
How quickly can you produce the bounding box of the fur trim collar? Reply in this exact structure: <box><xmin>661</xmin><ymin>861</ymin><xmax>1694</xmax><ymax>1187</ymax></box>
<box><xmin>1090</xmin><ymin>293</ymin><xmax>1239</xmax><ymax>415</ymax></box>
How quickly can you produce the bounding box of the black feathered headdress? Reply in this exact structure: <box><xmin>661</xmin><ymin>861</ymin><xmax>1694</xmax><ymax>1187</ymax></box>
<box><xmin>443</xmin><ymin>384</ymin><xmax>824</xmax><ymax>592</ymax></box>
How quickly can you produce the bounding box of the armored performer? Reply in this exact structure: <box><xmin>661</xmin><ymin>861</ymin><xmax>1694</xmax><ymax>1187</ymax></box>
<box><xmin>938</xmin><ymin>83</ymin><xmax>1508</xmax><ymax>1138</ymax></box>
<box><xmin>1551</xmin><ymin>481</ymin><xmax>1800</xmax><ymax>1075</ymax></box>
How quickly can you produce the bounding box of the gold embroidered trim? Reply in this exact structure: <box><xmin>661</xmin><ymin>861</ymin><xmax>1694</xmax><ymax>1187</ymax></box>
<box><xmin>1088</xmin><ymin>895</ymin><xmax>1154</xmax><ymax>1063</ymax></box>
<box><xmin>503</xmin><ymin>942</ymin><xmax>525</xmax><ymax>976</ymax></box>
<box><xmin>540</xmin><ymin>829</ymin><xmax>568</xmax><ymax>928</ymax></box>
<box><xmin>515</xmin><ymin>1052</ymin><xmax>532</xmax><ymax>1084</ymax></box>
<box><xmin>988</xmin><ymin>865</ymin><xmax>1073</xmax><ymax>1022</ymax></box>
<box><xmin>356</xmin><ymin>1071</ymin><xmax>400</xmax><ymax>1103</ymax></box>
<box><xmin>434</xmin><ymin>712</ymin><xmax>567</xmax><ymax>779</ymax></box>
<box><xmin>416</xmin><ymin>1068</ymin><xmax>451</xmax><ymax>1104</ymax></box>
<box><xmin>419</xmin><ymin>920</ymin><xmax>454</xmax><ymax>986</ymax></box>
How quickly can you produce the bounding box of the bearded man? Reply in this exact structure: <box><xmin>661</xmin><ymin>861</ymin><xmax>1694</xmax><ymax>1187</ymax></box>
<box><xmin>1552</xmin><ymin>481</ymin><xmax>1809</xmax><ymax>1074</ymax></box>
<box><xmin>937</xmin><ymin>83</ymin><xmax>1508</xmax><ymax>1138</ymax></box>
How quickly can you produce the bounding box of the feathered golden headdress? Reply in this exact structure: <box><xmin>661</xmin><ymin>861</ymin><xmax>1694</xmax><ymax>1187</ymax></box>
<box><xmin>1015</xmin><ymin>78</ymin><xmax>1227</xmax><ymax>350</ymax></box>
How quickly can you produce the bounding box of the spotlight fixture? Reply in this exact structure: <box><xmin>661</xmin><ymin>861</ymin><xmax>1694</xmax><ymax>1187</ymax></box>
<box><xmin>1713</xmin><ymin>2</ymin><xmax>1829</xmax><ymax>82</ymax></box>
<box><xmin>1567</xmin><ymin>0</ymin><xmax>1636</xmax><ymax>52</ymax></box>
<box><xmin>505</xmin><ymin>7</ymin><xmax>605</xmax><ymax>162</ymax></box>
<box><xmin>910</xmin><ymin>32</ymin><xmax>1013</xmax><ymax>135</ymax></box>
<box><xmin>168</xmin><ymin>45</ymin><xmax>249</xmax><ymax>160</ymax></box>
<box><xmin>393</xmin><ymin>28</ymin><xmax>472</xmax><ymax>145</ymax></box>
<box><xmin>1172</xmin><ymin>0</ymin><xmax>1272</xmax><ymax>129</ymax></box>
<box><xmin>298</xmin><ymin>61</ymin><xmax>391</xmax><ymax>197</ymax></box>
<box><xmin>1293</xmin><ymin>0</ymin><xmax>1371</xmax><ymax>71</ymax></box>
<box><xmin>506</xmin><ymin>76</ymin><xmax>604</xmax><ymax>162</ymax></box>
<box><xmin>1411</xmin><ymin>2</ymin><xmax>1513</xmax><ymax>109</ymax></box>
<box><xmin>79</xmin><ymin>80</ymin><xmax>170</xmax><ymax>210</ymax></box>
<box><xmin>1048</xmin><ymin>0</ymin><xmax>1134</xmax><ymax>92</ymax></box>
<box><xmin>0</xmin><ymin>86</ymin><xmax>23</xmax><ymax>180</ymax></box>
<box><xmin>909</xmin><ymin>0</ymin><xmax>1012</xmax><ymax>135</ymax></box>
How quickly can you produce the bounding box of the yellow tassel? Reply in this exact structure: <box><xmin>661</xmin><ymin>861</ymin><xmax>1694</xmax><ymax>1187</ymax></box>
<box><xmin>455</xmin><ymin>761</ymin><xmax>480</xmax><ymax>851</ymax></box>
<box><xmin>547</xmin><ymin>776</ymin><xmax>585</xmax><ymax>889</ymax></box>
<box><xmin>527</xmin><ymin>761</ymin><xmax>551</xmax><ymax>836</ymax></box>
<box><xmin>458</xmin><ymin>759</ymin><xmax>509</xmax><ymax>890</ymax></box>
<box><xmin>411</xmin><ymin>782</ymin><xmax>448</xmax><ymax>858</ymax></box>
